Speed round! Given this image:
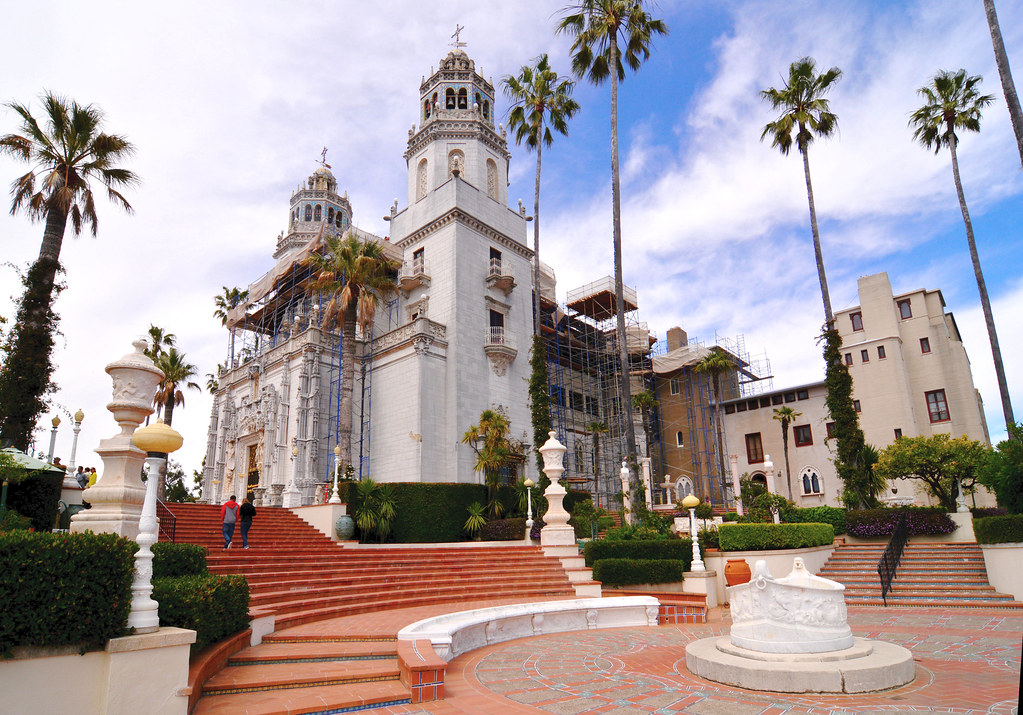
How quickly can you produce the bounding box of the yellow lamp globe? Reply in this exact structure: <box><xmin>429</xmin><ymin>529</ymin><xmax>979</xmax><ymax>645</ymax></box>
<box><xmin>132</xmin><ymin>420</ymin><xmax>184</xmax><ymax>454</ymax></box>
<box><xmin>681</xmin><ymin>494</ymin><xmax>699</xmax><ymax>509</ymax></box>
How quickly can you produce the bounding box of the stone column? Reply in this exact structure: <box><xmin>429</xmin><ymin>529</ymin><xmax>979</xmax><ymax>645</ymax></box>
<box><xmin>71</xmin><ymin>340</ymin><xmax>163</xmax><ymax>539</ymax></box>
<box><xmin>730</xmin><ymin>453</ymin><xmax>743</xmax><ymax>516</ymax></box>
<box><xmin>640</xmin><ymin>457</ymin><xmax>653</xmax><ymax>511</ymax></box>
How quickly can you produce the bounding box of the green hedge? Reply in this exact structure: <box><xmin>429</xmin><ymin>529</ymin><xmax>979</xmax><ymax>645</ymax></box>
<box><xmin>153</xmin><ymin>574</ymin><xmax>250</xmax><ymax>652</ymax></box>
<box><xmin>1</xmin><ymin>508</ymin><xmax>33</xmax><ymax>532</ymax></box>
<box><xmin>479</xmin><ymin>517</ymin><xmax>526</xmax><ymax>541</ymax></box>
<box><xmin>5</xmin><ymin>469</ymin><xmax>63</xmax><ymax>532</ymax></box>
<box><xmin>592</xmin><ymin>558</ymin><xmax>685</xmax><ymax>586</ymax></box>
<box><xmin>0</xmin><ymin>531</ymin><xmax>137</xmax><ymax>656</ymax></box>
<box><xmin>718</xmin><ymin>523</ymin><xmax>835</xmax><ymax>551</ymax></box>
<box><xmin>584</xmin><ymin>538</ymin><xmax>693</xmax><ymax>571</ymax></box>
<box><xmin>974</xmin><ymin>515</ymin><xmax>1023</xmax><ymax>545</ymax></box>
<box><xmin>785</xmin><ymin>506</ymin><xmax>847</xmax><ymax>535</ymax></box>
<box><xmin>152</xmin><ymin>542</ymin><xmax>208</xmax><ymax>578</ymax></box>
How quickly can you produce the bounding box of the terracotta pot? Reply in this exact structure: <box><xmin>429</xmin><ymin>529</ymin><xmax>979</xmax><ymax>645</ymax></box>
<box><xmin>724</xmin><ymin>558</ymin><xmax>752</xmax><ymax>587</ymax></box>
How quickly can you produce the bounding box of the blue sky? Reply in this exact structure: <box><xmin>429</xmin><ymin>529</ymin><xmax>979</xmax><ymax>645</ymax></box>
<box><xmin>1</xmin><ymin>0</ymin><xmax>1020</xmax><ymax>473</ymax></box>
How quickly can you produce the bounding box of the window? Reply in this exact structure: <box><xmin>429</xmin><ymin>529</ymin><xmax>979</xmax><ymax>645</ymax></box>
<box><xmin>853</xmin><ymin>400</ymin><xmax>861</xmax><ymax>412</ymax></box>
<box><xmin>488</xmin><ymin>310</ymin><xmax>504</xmax><ymax>344</ymax></box>
<box><xmin>860</xmin><ymin>349</ymin><xmax>869</xmax><ymax>363</ymax></box>
<box><xmin>570</xmin><ymin>391</ymin><xmax>584</xmax><ymax>412</ymax></box>
<box><xmin>416</xmin><ymin>159</ymin><xmax>428</xmax><ymax>201</ymax></box>
<box><xmin>784</xmin><ymin>391</ymin><xmax>796</xmax><ymax>403</ymax></box>
<box><xmin>894</xmin><ymin>428</ymin><xmax>903</xmax><ymax>439</ymax></box>
<box><xmin>724</xmin><ymin>404</ymin><xmax>735</xmax><ymax>414</ymax></box>
<box><xmin>759</xmin><ymin>397</ymin><xmax>771</xmax><ymax>408</ymax></box>
<box><xmin>796</xmin><ymin>389</ymin><xmax>809</xmax><ymax>401</ymax></box>
<box><xmin>771</xmin><ymin>394</ymin><xmax>783</xmax><ymax>406</ymax></box>
<box><xmin>675</xmin><ymin>431</ymin><xmax>684</xmax><ymax>448</ymax></box>
<box><xmin>898</xmin><ymin>299</ymin><xmax>912</xmax><ymax>319</ymax></box>
<box><xmin>920</xmin><ymin>337</ymin><xmax>931</xmax><ymax>354</ymax></box>
<box><xmin>745</xmin><ymin>433</ymin><xmax>764</xmax><ymax>463</ymax></box>
<box><xmin>800</xmin><ymin>467</ymin><xmax>823</xmax><ymax>495</ymax></box>
<box><xmin>794</xmin><ymin>425</ymin><xmax>813</xmax><ymax>447</ymax></box>
<box><xmin>877</xmin><ymin>345</ymin><xmax>887</xmax><ymax>360</ymax></box>
<box><xmin>457</xmin><ymin>88</ymin><xmax>468</xmax><ymax>109</ymax></box>
<box><xmin>489</xmin><ymin>247</ymin><xmax>502</xmax><ymax>276</ymax></box>
<box><xmin>844</xmin><ymin>353</ymin><xmax>853</xmax><ymax>366</ymax></box>
<box><xmin>850</xmin><ymin>312</ymin><xmax>863</xmax><ymax>331</ymax></box>
<box><xmin>304</xmin><ymin>204</ymin><xmax>312</xmax><ymax>221</ymax></box>
<box><xmin>314</xmin><ymin>205</ymin><xmax>322</xmax><ymax>222</ymax></box>
<box><xmin>445</xmin><ymin>87</ymin><xmax>456</xmax><ymax>109</ymax></box>
<box><xmin>825</xmin><ymin>422</ymin><xmax>836</xmax><ymax>438</ymax></box>
<box><xmin>328</xmin><ymin>207</ymin><xmax>335</xmax><ymax>224</ymax></box>
<box><xmin>747</xmin><ymin>399</ymin><xmax>759</xmax><ymax>411</ymax></box>
<box><xmin>412</xmin><ymin>248</ymin><xmax>424</xmax><ymax>274</ymax></box>
<box><xmin>669</xmin><ymin>377</ymin><xmax>680</xmax><ymax>395</ymax></box>
<box><xmin>736</xmin><ymin>402</ymin><xmax>747</xmax><ymax>412</ymax></box>
<box><xmin>926</xmin><ymin>389</ymin><xmax>950</xmax><ymax>423</ymax></box>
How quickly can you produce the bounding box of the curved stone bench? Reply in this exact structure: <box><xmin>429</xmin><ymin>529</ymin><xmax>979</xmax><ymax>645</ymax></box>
<box><xmin>397</xmin><ymin>596</ymin><xmax>660</xmax><ymax>662</ymax></box>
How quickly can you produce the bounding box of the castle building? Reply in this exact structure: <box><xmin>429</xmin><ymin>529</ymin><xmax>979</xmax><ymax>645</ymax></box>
<box><xmin>203</xmin><ymin>49</ymin><xmax>535</xmax><ymax>504</ymax></box>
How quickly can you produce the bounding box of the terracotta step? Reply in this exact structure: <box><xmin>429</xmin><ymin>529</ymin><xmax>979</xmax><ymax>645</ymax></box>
<box><xmin>229</xmin><ymin>640</ymin><xmax>398</xmax><ymax>664</ymax></box>
<box><xmin>191</xmin><ymin>677</ymin><xmax>410</xmax><ymax>715</ymax></box>
<box><xmin>203</xmin><ymin>657</ymin><xmax>399</xmax><ymax>695</ymax></box>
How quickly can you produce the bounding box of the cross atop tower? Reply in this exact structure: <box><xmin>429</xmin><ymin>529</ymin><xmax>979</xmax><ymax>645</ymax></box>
<box><xmin>450</xmin><ymin>24</ymin><xmax>467</xmax><ymax>50</ymax></box>
<box><xmin>318</xmin><ymin>147</ymin><xmax>331</xmax><ymax>170</ymax></box>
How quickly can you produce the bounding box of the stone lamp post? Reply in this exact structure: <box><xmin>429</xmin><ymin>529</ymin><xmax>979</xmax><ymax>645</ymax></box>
<box><xmin>764</xmin><ymin>455</ymin><xmax>780</xmax><ymax>524</ymax></box>
<box><xmin>47</xmin><ymin>415</ymin><xmax>61</xmax><ymax>464</ymax></box>
<box><xmin>682</xmin><ymin>493</ymin><xmax>706</xmax><ymax>572</ymax></box>
<box><xmin>71</xmin><ymin>340</ymin><xmax>164</xmax><ymax>538</ymax></box>
<box><xmin>538</xmin><ymin>431</ymin><xmax>575</xmax><ymax>549</ymax></box>
<box><xmin>329</xmin><ymin>444</ymin><xmax>342</xmax><ymax>504</ymax></box>
<box><xmin>128</xmin><ymin>420</ymin><xmax>183</xmax><ymax>633</ymax></box>
<box><xmin>523</xmin><ymin>477</ymin><xmax>534</xmax><ymax>537</ymax></box>
<box><xmin>283</xmin><ymin>445</ymin><xmax>301</xmax><ymax>507</ymax></box>
<box><xmin>619</xmin><ymin>461</ymin><xmax>632</xmax><ymax>525</ymax></box>
<box><xmin>63</xmin><ymin>409</ymin><xmax>85</xmax><ymax>489</ymax></box>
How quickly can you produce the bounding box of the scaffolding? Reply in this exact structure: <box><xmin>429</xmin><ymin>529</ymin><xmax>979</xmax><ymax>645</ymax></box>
<box><xmin>542</xmin><ymin>276</ymin><xmax>652</xmax><ymax>510</ymax></box>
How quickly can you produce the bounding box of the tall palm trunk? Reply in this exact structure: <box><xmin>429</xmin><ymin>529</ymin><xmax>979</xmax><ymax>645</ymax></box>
<box><xmin>984</xmin><ymin>0</ymin><xmax>1023</xmax><ymax>167</ymax></box>
<box><xmin>533</xmin><ymin>140</ymin><xmax>543</xmax><ymax>337</ymax></box>
<box><xmin>609</xmin><ymin>38</ymin><xmax>639</xmax><ymax>477</ymax></box>
<box><xmin>709</xmin><ymin>375</ymin><xmax>726</xmax><ymax>503</ymax></box>
<box><xmin>781</xmin><ymin>421</ymin><xmax>793</xmax><ymax>500</ymax></box>
<box><xmin>338</xmin><ymin>304</ymin><xmax>358</xmax><ymax>469</ymax></box>
<box><xmin>947</xmin><ymin>128</ymin><xmax>1015</xmax><ymax>431</ymax></box>
<box><xmin>800</xmin><ymin>142</ymin><xmax>833</xmax><ymax>325</ymax></box>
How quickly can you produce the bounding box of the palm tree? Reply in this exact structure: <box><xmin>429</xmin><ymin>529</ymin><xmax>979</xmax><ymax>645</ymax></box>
<box><xmin>153</xmin><ymin>348</ymin><xmax>200</xmax><ymax>428</ymax></box>
<box><xmin>982</xmin><ymin>0</ymin><xmax>1023</xmax><ymax>167</ymax></box>
<box><xmin>305</xmin><ymin>231</ymin><xmax>398</xmax><ymax>470</ymax></box>
<box><xmin>760</xmin><ymin>58</ymin><xmax>842</xmax><ymax>325</ymax></box>
<box><xmin>502</xmin><ymin>54</ymin><xmax>580</xmax><ymax>337</ymax></box>
<box><xmin>558</xmin><ymin>1</ymin><xmax>668</xmax><ymax>471</ymax></box>
<box><xmin>213</xmin><ymin>286</ymin><xmax>248</xmax><ymax>366</ymax></box>
<box><xmin>631</xmin><ymin>389</ymin><xmax>657</xmax><ymax>459</ymax></box>
<box><xmin>772</xmin><ymin>406</ymin><xmax>801</xmax><ymax>500</ymax></box>
<box><xmin>694</xmin><ymin>348</ymin><xmax>732</xmax><ymax>504</ymax></box>
<box><xmin>910</xmin><ymin>69</ymin><xmax>1014</xmax><ymax>433</ymax></box>
<box><xmin>462</xmin><ymin>409</ymin><xmax>514</xmax><ymax>517</ymax></box>
<box><xmin>0</xmin><ymin>92</ymin><xmax>137</xmax><ymax>449</ymax></box>
<box><xmin>586</xmin><ymin>420</ymin><xmax>609</xmax><ymax>502</ymax></box>
<box><xmin>145</xmin><ymin>324</ymin><xmax>176</xmax><ymax>361</ymax></box>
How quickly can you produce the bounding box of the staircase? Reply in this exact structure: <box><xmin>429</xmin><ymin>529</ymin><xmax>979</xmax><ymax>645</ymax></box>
<box><xmin>161</xmin><ymin>503</ymin><xmax>582</xmax><ymax>713</ymax></box>
<box><xmin>819</xmin><ymin>541</ymin><xmax>1021</xmax><ymax>608</ymax></box>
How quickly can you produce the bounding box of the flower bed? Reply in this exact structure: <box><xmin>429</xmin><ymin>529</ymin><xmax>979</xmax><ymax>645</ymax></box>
<box><xmin>846</xmin><ymin>507</ymin><xmax>956</xmax><ymax>537</ymax></box>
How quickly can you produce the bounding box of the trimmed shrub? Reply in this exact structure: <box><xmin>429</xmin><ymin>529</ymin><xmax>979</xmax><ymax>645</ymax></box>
<box><xmin>971</xmin><ymin>507</ymin><xmax>1007</xmax><ymax>519</ymax></box>
<box><xmin>1</xmin><ymin>508</ymin><xmax>34</xmax><ymax>532</ymax></box>
<box><xmin>5</xmin><ymin>469</ymin><xmax>63</xmax><ymax>532</ymax></box>
<box><xmin>974</xmin><ymin>515</ymin><xmax>1023</xmax><ymax>545</ymax></box>
<box><xmin>584</xmin><ymin>538</ymin><xmax>693</xmax><ymax>571</ymax></box>
<box><xmin>723</xmin><ymin>512</ymin><xmax>740</xmax><ymax>523</ymax></box>
<box><xmin>479</xmin><ymin>517</ymin><xmax>526</xmax><ymax>541</ymax></box>
<box><xmin>718</xmin><ymin>523</ymin><xmax>834</xmax><ymax>552</ymax></box>
<box><xmin>152</xmin><ymin>542</ymin><xmax>208</xmax><ymax>578</ymax></box>
<box><xmin>787</xmin><ymin>506</ymin><xmax>847</xmax><ymax>535</ymax></box>
<box><xmin>153</xmin><ymin>574</ymin><xmax>250</xmax><ymax>652</ymax></box>
<box><xmin>592</xmin><ymin>558</ymin><xmax>685</xmax><ymax>586</ymax></box>
<box><xmin>698</xmin><ymin>527</ymin><xmax>719</xmax><ymax>551</ymax></box>
<box><xmin>846</xmin><ymin>507</ymin><xmax>956</xmax><ymax>538</ymax></box>
<box><xmin>0</xmin><ymin>531</ymin><xmax>137</xmax><ymax>656</ymax></box>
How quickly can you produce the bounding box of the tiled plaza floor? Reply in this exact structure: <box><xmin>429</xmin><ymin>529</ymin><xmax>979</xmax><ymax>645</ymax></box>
<box><xmin>363</xmin><ymin>605</ymin><xmax>1021</xmax><ymax>715</ymax></box>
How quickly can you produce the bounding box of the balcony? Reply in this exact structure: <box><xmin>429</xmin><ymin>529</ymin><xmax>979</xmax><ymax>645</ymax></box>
<box><xmin>398</xmin><ymin>258</ymin><xmax>430</xmax><ymax>293</ymax></box>
<box><xmin>486</xmin><ymin>258</ymin><xmax>515</xmax><ymax>295</ymax></box>
<box><xmin>483</xmin><ymin>326</ymin><xmax>517</xmax><ymax>376</ymax></box>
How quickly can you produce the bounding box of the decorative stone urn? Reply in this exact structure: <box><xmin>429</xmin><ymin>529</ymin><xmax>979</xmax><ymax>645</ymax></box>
<box><xmin>71</xmin><ymin>340</ymin><xmax>164</xmax><ymax>539</ymax></box>
<box><xmin>538</xmin><ymin>431</ymin><xmax>575</xmax><ymax>549</ymax></box>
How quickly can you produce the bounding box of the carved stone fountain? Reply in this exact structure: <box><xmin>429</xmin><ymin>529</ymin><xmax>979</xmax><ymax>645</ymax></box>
<box><xmin>685</xmin><ymin>558</ymin><xmax>915</xmax><ymax>693</ymax></box>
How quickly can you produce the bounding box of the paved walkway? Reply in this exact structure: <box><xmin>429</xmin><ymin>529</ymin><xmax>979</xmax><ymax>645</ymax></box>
<box><xmin>360</xmin><ymin>606</ymin><xmax>1021</xmax><ymax>715</ymax></box>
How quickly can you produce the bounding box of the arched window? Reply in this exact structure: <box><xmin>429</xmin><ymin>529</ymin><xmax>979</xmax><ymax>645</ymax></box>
<box><xmin>483</xmin><ymin>100</ymin><xmax>490</xmax><ymax>120</ymax></box>
<box><xmin>314</xmin><ymin>205</ymin><xmax>322</xmax><ymax>222</ymax></box>
<box><xmin>304</xmin><ymin>205</ymin><xmax>312</xmax><ymax>221</ymax></box>
<box><xmin>416</xmin><ymin>158</ymin><xmax>428</xmax><ymax>201</ymax></box>
<box><xmin>800</xmin><ymin>467</ymin><xmax>823</xmax><ymax>495</ymax></box>
<box><xmin>335</xmin><ymin>212</ymin><xmax>343</xmax><ymax>228</ymax></box>
<box><xmin>457</xmin><ymin>88</ymin><xmax>468</xmax><ymax>109</ymax></box>
<box><xmin>424</xmin><ymin>99</ymin><xmax>431</xmax><ymax>119</ymax></box>
<box><xmin>445</xmin><ymin>88</ymin><xmax>456</xmax><ymax>109</ymax></box>
<box><xmin>475</xmin><ymin>92</ymin><xmax>482</xmax><ymax>111</ymax></box>
<box><xmin>328</xmin><ymin>207</ymin><xmax>335</xmax><ymax>224</ymax></box>
<box><xmin>675</xmin><ymin>477</ymin><xmax>694</xmax><ymax>501</ymax></box>
<box><xmin>486</xmin><ymin>159</ymin><xmax>498</xmax><ymax>200</ymax></box>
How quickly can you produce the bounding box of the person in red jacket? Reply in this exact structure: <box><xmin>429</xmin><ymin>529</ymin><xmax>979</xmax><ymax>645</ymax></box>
<box><xmin>221</xmin><ymin>495</ymin><xmax>240</xmax><ymax>550</ymax></box>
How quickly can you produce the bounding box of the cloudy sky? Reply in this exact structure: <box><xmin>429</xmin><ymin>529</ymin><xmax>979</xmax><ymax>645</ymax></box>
<box><xmin>2</xmin><ymin>0</ymin><xmax>1020</xmax><ymax>476</ymax></box>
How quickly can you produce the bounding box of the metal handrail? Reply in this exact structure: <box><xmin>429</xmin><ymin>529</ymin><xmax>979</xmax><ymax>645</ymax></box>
<box><xmin>156</xmin><ymin>499</ymin><xmax>177</xmax><ymax>543</ymax></box>
<box><xmin>877</xmin><ymin>512</ymin><xmax>908</xmax><ymax>606</ymax></box>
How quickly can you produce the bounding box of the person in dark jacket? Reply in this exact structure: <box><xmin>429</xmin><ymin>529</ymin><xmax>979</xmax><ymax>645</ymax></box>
<box><xmin>239</xmin><ymin>497</ymin><xmax>256</xmax><ymax>549</ymax></box>
<box><xmin>221</xmin><ymin>495</ymin><xmax>240</xmax><ymax>550</ymax></box>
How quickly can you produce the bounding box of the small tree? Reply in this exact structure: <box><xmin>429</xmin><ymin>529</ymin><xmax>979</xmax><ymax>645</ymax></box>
<box><xmin>772</xmin><ymin>406</ymin><xmax>801</xmax><ymax>500</ymax></box>
<box><xmin>462</xmin><ymin>410</ymin><xmax>514</xmax><ymax>517</ymax></box>
<box><xmin>874</xmin><ymin>434</ymin><xmax>992</xmax><ymax>512</ymax></box>
<box><xmin>977</xmin><ymin>422</ymin><xmax>1023</xmax><ymax>513</ymax></box>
